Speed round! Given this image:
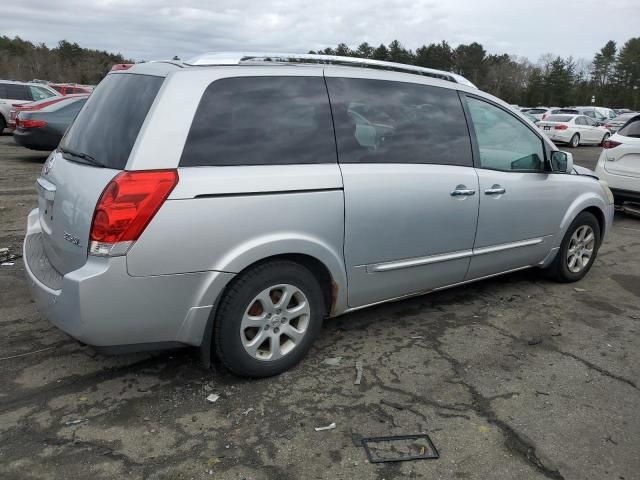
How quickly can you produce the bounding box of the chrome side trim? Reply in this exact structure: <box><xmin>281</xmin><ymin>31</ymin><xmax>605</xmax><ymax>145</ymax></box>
<box><xmin>365</xmin><ymin>237</ymin><xmax>545</xmax><ymax>274</ymax></box>
<box><xmin>472</xmin><ymin>237</ymin><xmax>543</xmax><ymax>256</ymax></box>
<box><xmin>340</xmin><ymin>265</ymin><xmax>533</xmax><ymax>316</ymax></box>
<box><xmin>366</xmin><ymin>249</ymin><xmax>473</xmax><ymax>273</ymax></box>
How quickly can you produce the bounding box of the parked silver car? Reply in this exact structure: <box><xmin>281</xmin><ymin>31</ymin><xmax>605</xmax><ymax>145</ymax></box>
<box><xmin>24</xmin><ymin>53</ymin><xmax>615</xmax><ymax>377</ymax></box>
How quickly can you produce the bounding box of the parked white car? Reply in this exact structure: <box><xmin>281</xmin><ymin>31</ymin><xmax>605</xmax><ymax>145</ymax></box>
<box><xmin>0</xmin><ymin>80</ymin><xmax>60</xmax><ymax>133</ymax></box>
<box><xmin>538</xmin><ymin>114</ymin><xmax>610</xmax><ymax>147</ymax></box>
<box><xmin>595</xmin><ymin>114</ymin><xmax>640</xmax><ymax>205</ymax></box>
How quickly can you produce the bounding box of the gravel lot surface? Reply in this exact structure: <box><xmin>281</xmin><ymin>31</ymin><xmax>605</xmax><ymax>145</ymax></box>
<box><xmin>1</xmin><ymin>134</ymin><xmax>639</xmax><ymax>480</ymax></box>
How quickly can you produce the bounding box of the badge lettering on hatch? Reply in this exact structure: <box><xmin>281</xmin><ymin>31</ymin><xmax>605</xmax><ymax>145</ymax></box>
<box><xmin>63</xmin><ymin>231</ymin><xmax>82</xmax><ymax>247</ymax></box>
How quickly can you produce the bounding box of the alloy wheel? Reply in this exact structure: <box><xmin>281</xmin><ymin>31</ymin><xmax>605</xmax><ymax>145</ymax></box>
<box><xmin>566</xmin><ymin>225</ymin><xmax>595</xmax><ymax>273</ymax></box>
<box><xmin>240</xmin><ymin>284</ymin><xmax>311</xmax><ymax>361</ymax></box>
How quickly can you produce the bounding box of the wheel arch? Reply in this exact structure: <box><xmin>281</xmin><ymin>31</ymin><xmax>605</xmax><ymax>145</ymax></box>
<box><xmin>556</xmin><ymin>192</ymin><xmax>608</xmax><ymax>248</ymax></box>
<box><xmin>197</xmin><ymin>249</ymin><xmax>347</xmax><ymax>368</ymax></box>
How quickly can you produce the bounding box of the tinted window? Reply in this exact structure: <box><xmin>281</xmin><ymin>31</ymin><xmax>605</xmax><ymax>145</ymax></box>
<box><xmin>584</xmin><ymin>116</ymin><xmax>597</xmax><ymax>126</ymax></box>
<box><xmin>574</xmin><ymin>117</ymin><xmax>586</xmax><ymax>125</ymax></box>
<box><xmin>326</xmin><ymin>78</ymin><xmax>472</xmax><ymax>166</ymax></box>
<box><xmin>618</xmin><ymin>117</ymin><xmax>640</xmax><ymax>138</ymax></box>
<box><xmin>180</xmin><ymin>77</ymin><xmax>335</xmax><ymax>167</ymax></box>
<box><xmin>61</xmin><ymin>74</ymin><xmax>163</xmax><ymax>169</ymax></box>
<box><xmin>467</xmin><ymin>96</ymin><xmax>544</xmax><ymax>172</ymax></box>
<box><xmin>527</xmin><ymin>109</ymin><xmax>547</xmax><ymax>114</ymax></box>
<box><xmin>4</xmin><ymin>84</ymin><xmax>31</xmax><ymax>101</ymax></box>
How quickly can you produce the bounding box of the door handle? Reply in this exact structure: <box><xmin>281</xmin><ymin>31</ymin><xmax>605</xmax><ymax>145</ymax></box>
<box><xmin>484</xmin><ymin>185</ymin><xmax>506</xmax><ymax>195</ymax></box>
<box><xmin>450</xmin><ymin>187</ymin><xmax>476</xmax><ymax>196</ymax></box>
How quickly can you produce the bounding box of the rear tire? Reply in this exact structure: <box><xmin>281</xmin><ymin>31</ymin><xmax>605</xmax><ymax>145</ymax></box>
<box><xmin>569</xmin><ymin>134</ymin><xmax>580</xmax><ymax>148</ymax></box>
<box><xmin>213</xmin><ymin>260</ymin><xmax>325</xmax><ymax>377</ymax></box>
<box><xmin>601</xmin><ymin>132</ymin><xmax>610</xmax><ymax>146</ymax></box>
<box><xmin>546</xmin><ymin>211</ymin><xmax>600</xmax><ymax>282</ymax></box>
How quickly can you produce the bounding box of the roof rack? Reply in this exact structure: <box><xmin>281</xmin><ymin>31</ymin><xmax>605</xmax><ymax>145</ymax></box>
<box><xmin>183</xmin><ymin>52</ymin><xmax>476</xmax><ymax>88</ymax></box>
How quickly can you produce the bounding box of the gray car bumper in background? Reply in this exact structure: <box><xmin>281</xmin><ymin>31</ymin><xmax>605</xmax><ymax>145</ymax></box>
<box><xmin>23</xmin><ymin>208</ymin><xmax>234</xmax><ymax>351</ymax></box>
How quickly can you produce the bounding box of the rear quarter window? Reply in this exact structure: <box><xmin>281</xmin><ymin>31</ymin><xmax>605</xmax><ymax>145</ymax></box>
<box><xmin>60</xmin><ymin>73</ymin><xmax>164</xmax><ymax>169</ymax></box>
<box><xmin>618</xmin><ymin>117</ymin><xmax>640</xmax><ymax>138</ymax></box>
<box><xmin>180</xmin><ymin>76</ymin><xmax>336</xmax><ymax>167</ymax></box>
<box><xmin>3</xmin><ymin>84</ymin><xmax>31</xmax><ymax>101</ymax></box>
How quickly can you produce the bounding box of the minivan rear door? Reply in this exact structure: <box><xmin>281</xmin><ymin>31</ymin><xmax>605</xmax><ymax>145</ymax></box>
<box><xmin>325</xmin><ymin>73</ymin><xmax>479</xmax><ymax>307</ymax></box>
<box><xmin>35</xmin><ymin>72</ymin><xmax>165</xmax><ymax>275</ymax></box>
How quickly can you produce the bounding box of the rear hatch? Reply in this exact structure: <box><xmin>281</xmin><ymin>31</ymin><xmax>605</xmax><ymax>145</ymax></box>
<box><xmin>604</xmin><ymin>119</ymin><xmax>640</xmax><ymax>179</ymax></box>
<box><xmin>35</xmin><ymin>72</ymin><xmax>164</xmax><ymax>275</ymax></box>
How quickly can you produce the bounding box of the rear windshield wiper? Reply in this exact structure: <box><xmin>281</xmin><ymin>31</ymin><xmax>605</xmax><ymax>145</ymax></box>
<box><xmin>59</xmin><ymin>146</ymin><xmax>105</xmax><ymax>168</ymax></box>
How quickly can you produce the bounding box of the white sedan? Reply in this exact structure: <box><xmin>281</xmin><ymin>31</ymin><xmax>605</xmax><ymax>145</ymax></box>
<box><xmin>595</xmin><ymin>114</ymin><xmax>640</xmax><ymax>206</ymax></box>
<box><xmin>538</xmin><ymin>114</ymin><xmax>610</xmax><ymax>148</ymax></box>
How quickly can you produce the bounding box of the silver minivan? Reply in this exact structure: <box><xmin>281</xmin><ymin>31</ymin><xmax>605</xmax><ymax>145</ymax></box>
<box><xmin>24</xmin><ymin>53</ymin><xmax>615</xmax><ymax>377</ymax></box>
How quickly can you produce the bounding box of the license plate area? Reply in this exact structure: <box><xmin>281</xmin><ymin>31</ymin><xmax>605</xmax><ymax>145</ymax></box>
<box><xmin>543</xmin><ymin>126</ymin><xmax>551</xmax><ymax>130</ymax></box>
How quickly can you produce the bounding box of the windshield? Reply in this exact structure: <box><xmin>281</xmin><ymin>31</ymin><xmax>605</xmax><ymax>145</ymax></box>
<box><xmin>60</xmin><ymin>73</ymin><xmax>164</xmax><ymax>169</ymax></box>
<box><xmin>545</xmin><ymin>115</ymin><xmax>573</xmax><ymax>122</ymax></box>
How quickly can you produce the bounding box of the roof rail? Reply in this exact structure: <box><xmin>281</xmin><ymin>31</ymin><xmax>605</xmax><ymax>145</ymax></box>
<box><xmin>183</xmin><ymin>52</ymin><xmax>477</xmax><ymax>88</ymax></box>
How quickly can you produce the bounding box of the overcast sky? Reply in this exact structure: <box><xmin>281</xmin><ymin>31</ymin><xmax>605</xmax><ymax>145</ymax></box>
<box><xmin>5</xmin><ymin>0</ymin><xmax>639</xmax><ymax>63</ymax></box>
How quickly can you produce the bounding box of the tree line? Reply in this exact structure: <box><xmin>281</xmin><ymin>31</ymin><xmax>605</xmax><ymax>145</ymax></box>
<box><xmin>1</xmin><ymin>34</ymin><xmax>638</xmax><ymax>109</ymax></box>
<box><xmin>310</xmin><ymin>38</ymin><xmax>640</xmax><ymax>109</ymax></box>
<box><xmin>0</xmin><ymin>36</ymin><xmax>131</xmax><ymax>85</ymax></box>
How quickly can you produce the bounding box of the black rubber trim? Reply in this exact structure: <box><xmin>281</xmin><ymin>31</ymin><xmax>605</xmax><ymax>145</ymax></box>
<box><xmin>194</xmin><ymin>187</ymin><xmax>343</xmax><ymax>199</ymax></box>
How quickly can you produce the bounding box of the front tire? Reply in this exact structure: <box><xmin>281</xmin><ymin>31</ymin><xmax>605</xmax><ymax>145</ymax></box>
<box><xmin>547</xmin><ymin>211</ymin><xmax>600</xmax><ymax>282</ymax></box>
<box><xmin>213</xmin><ymin>260</ymin><xmax>325</xmax><ymax>377</ymax></box>
<box><xmin>569</xmin><ymin>133</ymin><xmax>580</xmax><ymax>148</ymax></box>
<box><xmin>601</xmin><ymin>132</ymin><xmax>610</xmax><ymax>146</ymax></box>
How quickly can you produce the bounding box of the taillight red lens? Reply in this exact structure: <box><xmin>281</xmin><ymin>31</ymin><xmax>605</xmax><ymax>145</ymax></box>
<box><xmin>89</xmin><ymin>170</ymin><xmax>178</xmax><ymax>255</ymax></box>
<box><xmin>603</xmin><ymin>140</ymin><xmax>622</xmax><ymax>149</ymax></box>
<box><xmin>554</xmin><ymin>124</ymin><xmax>568</xmax><ymax>130</ymax></box>
<box><xmin>18</xmin><ymin>119</ymin><xmax>47</xmax><ymax>129</ymax></box>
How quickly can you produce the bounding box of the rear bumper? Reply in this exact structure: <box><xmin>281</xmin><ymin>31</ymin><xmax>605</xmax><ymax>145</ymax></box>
<box><xmin>24</xmin><ymin>208</ymin><xmax>234</xmax><ymax>351</ymax></box>
<box><xmin>13</xmin><ymin>129</ymin><xmax>60</xmax><ymax>151</ymax></box>
<box><xmin>545</xmin><ymin>130</ymin><xmax>573</xmax><ymax>143</ymax></box>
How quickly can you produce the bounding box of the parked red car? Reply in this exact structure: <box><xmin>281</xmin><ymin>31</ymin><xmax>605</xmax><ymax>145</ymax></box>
<box><xmin>49</xmin><ymin>83</ymin><xmax>94</xmax><ymax>95</ymax></box>
<box><xmin>7</xmin><ymin>94</ymin><xmax>87</xmax><ymax>131</ymax></box>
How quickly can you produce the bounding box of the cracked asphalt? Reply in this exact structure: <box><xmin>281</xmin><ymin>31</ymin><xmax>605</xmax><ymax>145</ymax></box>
<box><xmin>1</xmin><ymin>133</ymin><xmax>639</xmax><ymax>480</ymax></box>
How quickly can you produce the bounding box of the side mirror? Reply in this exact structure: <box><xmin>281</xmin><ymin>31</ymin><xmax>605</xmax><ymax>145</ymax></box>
<box><xmin>550</xmin><ymin>151</ymin><xmax>573</xmax><ymax>173</ymax></box>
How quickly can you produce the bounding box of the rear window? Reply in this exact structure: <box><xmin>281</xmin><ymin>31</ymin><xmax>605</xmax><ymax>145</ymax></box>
<box><xmin>180</xmin><ymin>76</ymin><xmax>336</xmax><ymax>167</ymax></box>
<box><xmin>60</xmin><ymin>73</ymin><xmax>163</xmax><ymax>169</ymax></box>
<box><xmin>527</xmin><ymin>109</ymin><xmax>547</xmax><ymax>114</ymax></box>
<box><xmin>545</xmin><ymin>115</ymin><xmax>573</xmax><ymax>122</ymax></box>
<box><xmin>618</xmin><ymin>117</ymin><xmax>640</xmax><ymax>138</ymax></box>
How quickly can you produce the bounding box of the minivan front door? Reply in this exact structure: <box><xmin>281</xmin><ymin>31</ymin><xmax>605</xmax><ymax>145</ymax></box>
<box><xmin>325</xmin><ymin>74</ymin><xmax>479</xmax><ymax>307</ymax></box>
<box><xmin>463</xmin><ymin>95</ymin><xmax>567</xmax><ymax>278</ymax></box>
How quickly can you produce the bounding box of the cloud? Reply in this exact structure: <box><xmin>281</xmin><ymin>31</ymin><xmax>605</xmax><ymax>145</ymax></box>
<box><xmin>3</xmin><ymin>0</ymin><xmax>640</xmax><ymax>62</ymax></box>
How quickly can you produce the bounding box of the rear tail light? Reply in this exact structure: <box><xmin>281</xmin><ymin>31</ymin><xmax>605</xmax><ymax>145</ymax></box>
<box><xmin>605</xmin><ymin>124</ymin><xmax>612</xmax><ymax>129</ymax></box>
<box><xmin>554</xmin><ymin>125</ymin><xmax>568</xmax><ymax>130</ymax></box>
<box><xmin>89</xmin><ymin>170</ymin><xmax>178</xmax><ymax>256</ymax></box>
<box><xmin>603</xmin><ymin>139</ymin><xmax>622</xmax><ymax>149</ymax></box>
<box><xmin>17</xmin><ymin>119</ymin><xmax>47</xmax><ymax>129</ymax></box>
